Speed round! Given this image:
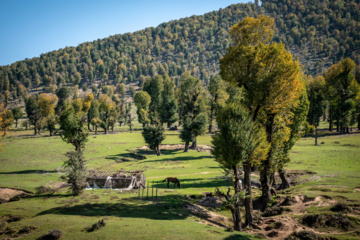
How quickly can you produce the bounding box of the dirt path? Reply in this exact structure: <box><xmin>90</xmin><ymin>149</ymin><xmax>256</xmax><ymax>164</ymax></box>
<box><xmin>0</xmin><ymin>188</ymin><xmax>32</xmax><ymax>203</ymax></box>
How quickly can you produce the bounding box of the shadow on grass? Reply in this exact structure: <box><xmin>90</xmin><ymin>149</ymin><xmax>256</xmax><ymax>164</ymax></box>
<box><xmin>36</xmin><ymin>195</ymin><xmax>189</xmax><ymax>221</ymax></box>
<box><xmin>223</xmin><ymin>234</ymin><xmax>254</xmax><ymax>240</ymax></box>
<box><xmin>0</xmin><ymin>170</ymin><xmax>57</xmax><ymax>175</ymax></box>
<box><xmin>29</xmin><ymin>193</ymin><xmax>74</xmax><ymax>199</ymax></box>
<box><xmin>105</xmin><ymin>152</ymin><xmax>147</xmax><ymax>162</ymax></box>
<box><xmin>144</xmin><ymin>155</ymin><xmax>213</xmax><ymax>163</ymax></box>
<box><xmin>153</xmin><ymin>177</ymin><xmax>231</xmax><ymax>189</ymax></box>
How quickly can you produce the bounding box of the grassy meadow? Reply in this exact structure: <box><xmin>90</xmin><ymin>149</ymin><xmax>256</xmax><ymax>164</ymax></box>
<box><xmin>0</xmin><ymin>122</ymin><xmax>360</xmax><ymax>239</ymax></box>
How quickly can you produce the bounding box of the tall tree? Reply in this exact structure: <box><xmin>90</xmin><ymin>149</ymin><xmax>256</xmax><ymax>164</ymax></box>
<box><xmin>0</xmin><ymin>104</ymin><xmax>13</xmax><ymax>150</ymax></box>
<box><xmin>179</xmin><ymin>74</ymin><xmax>207</xmax><ymax>151</ymax></box>
<box><xmin>142</xmin><ymin>124</ymin><xmax>165</xmax><ymax>156</ymax></box>
<box><xmin>25</xmin><ymin>95</ymin><xmax>42</xmax><ymax>135</ymax></box>
<box><xmin>59</xmin><ymin>101</ymin><xmax>89</xmax><ymax>195</ymax></box>
<box><xmin>324</xmin><ymin>58</ymin><xmax>360</xmax><ymax>134</ymax></box>
<box><xmin>38</xmin><ymin>93</ymin><xmax>58</xmax><ymax>136</ymax></box>
<box><xmin>98</xmin><ymin>94</ymin><xmax>116</xmax><ymax>134</ymax></box>
<box><xmin>143</xmin><ymin>75</ymin><xmax>164</xmax><ymax>123</ymax></box>
<box><xmin>88</xmin><ymin>100</ymin><xmax>100</xmax><ymax>131</ymax></box>
<box><xmin>207</xmin><ymin>75</ymin><xmax>228</xmax><ymax>133</ymax></box>
<box><xmin>212</xmin><ymin>103</ymin><xmax>269</xmax><ymax>229</ymax></box>
<box><xmin>160</xmin><ymin>75</ymin><xmax>177</xmax><ymax>128</ymax></box>
<box><xmin>220</xmin><ymin>16</ymin><xmax>303</xmax><ymax>208</ymax></box>
<box><xmin>307</xmin><ymin>76</ymin><xmax>325</xmax><ymax>127</ymax></box>
<box><xmin>273</xmin><ymin>90</ymin><xmax>309</xmax><ymax>190</ymax></box>
<box><xmin>12</xmin><ymin>107</ymin><xmax>23</xmax><ymax>128</ymax></box>
<box><xmin>134</xmin><ymin>91</ymin><xmax>151</xmax><ymax>128</ymax></box>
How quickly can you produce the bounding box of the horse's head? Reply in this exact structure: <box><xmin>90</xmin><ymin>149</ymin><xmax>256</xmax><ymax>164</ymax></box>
<box><xmin>178</xmin><ymin>181</ymin><xmax>181</xmax><ymax>188</ymax></box>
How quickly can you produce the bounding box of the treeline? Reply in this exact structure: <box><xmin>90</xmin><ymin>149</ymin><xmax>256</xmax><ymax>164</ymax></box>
<box><xmin>0</xmin><ymin>3</ymin><xmax>260</xmax><ymax>104</ymax></box>
<box><xmin>1</xmin><ymin>1</ymin><xmax>359</xmax><ymax>104</ymax></box>
<box><xmin>263</xmin><ymin>0</ymin><xmax>360</xmax><ymax>75</ymax></box>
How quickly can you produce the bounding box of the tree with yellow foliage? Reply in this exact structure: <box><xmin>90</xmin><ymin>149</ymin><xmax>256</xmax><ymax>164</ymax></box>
<box><xmin>98</xmin><ymin>94</ymin><xmax>116</xmax><ymax>134</ymax></box>
<box><xmin>38</xmin><ymin>93</ymin><xmax>58</xmax><ymax>136</ymax></box>
<box><xmin>220</xmin><ymin>15</ymin><xmax>304</xmax><ymax>210</ymax></box>
<box><xmin>0</xmin><ymin>104</ymin><xmax>13</xmax><ymax>151</ymax></box>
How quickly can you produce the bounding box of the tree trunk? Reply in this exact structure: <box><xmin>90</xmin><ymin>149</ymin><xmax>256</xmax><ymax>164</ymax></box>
<box><xmin>232</xmin><ymin>165</ymin><xmax>242</xmax><ymax>192</ymax></box>
<box><xmin>209</xmin><ymin>104</ymin><xmax>214</xmax><ymax>133</ymax></box>
<box><xmin>329</xmin><ymin>108</ymin><xmax>333</xmax><ymax>131</ymax></box>
<box><xmin>15</xmin><ymin>119</ymin><xmax>18</xmax><ymax>128</ymax></box>
<box><xmin>189</xmin><ymin>138</ymin><xmax>197</xmax><ymax>150</ymax></box>
<box><xmin>156</xmin><ymin>145</ymin><xmax>161</xmax><ymax>156</ymax></box>
<box><xmin>104</xmin><ymin>124</ymin><xmax>108</xmax><ymax>134</ymax></box>
<box><xmin>184</xmin><ymin>141</ymin><xmax>189</xmax><ymax>152</ymax></box>
<box><xmin>143</xmin><ymin>122</ymin><xmax>145</xmax><ymax>129</ymax></box>
<box><xmin>50</xmin><ymin>128</ymin><xmax>53</xmax><ymax>136</ymax></box>
<box><xmin>261</xmin><ymin>113</ymin><xmax>275</xmax><ymax>210</ymax></box>
<box><xmin>232</xmin><ymin>165</ymin><xmax>242</xmax><ymax>231</ymax></box>
<box><xmin>260</xmin><ymin>169</ymin><xmax>271</xmax><ymax>211</ymax></box>
<box><xmin>315</xmin><ymin>126</ymin><xmax>319</xmax><ymax>146</ymax></box>
<box><xmin>167</xmin><ymin>121</ymin><xmax>171</xmax><ymax>129</ymax></box>
<box><xmin>336</xmin><ymin>121</ymin><xmax>339</xmax><ymax>132</ymax></box>
<box><xmin>232</xmin><ymin>207</ymin><xmax>242</xmax><ymax>231</ymax></box>
<box><xmin>279</xmin><ymin>168</ymin><xmax>290</xmax><ymax>190</ymax></box>
<box><xmin>243</xmin><ymin>163</ymin><xmax>253</xmax><ymax>226</ymax></box>
<box><xmin>95</xmin><ymin>126</ymin><xmax>98</xmax><ymax>135</ymax></box>
<box><xmin>34</xmin><ymin>124</ymin><xmax>37</xmax><ymax>135</ymax></box>
<box><xmin>88</xmin><ymin>122</ymin><xmax>91</xmax><ymax>131</ymax></box>
<box><xmin>269</xmin><ymin>172</ymin><xmax>275</xmax><ymax>186</ymax></box>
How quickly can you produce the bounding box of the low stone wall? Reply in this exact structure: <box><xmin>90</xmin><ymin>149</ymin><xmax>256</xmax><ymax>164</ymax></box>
<box><xmin>87</xmin><ymin>177</ymin><xmax>134</xmax><ymax>189</ymax></box>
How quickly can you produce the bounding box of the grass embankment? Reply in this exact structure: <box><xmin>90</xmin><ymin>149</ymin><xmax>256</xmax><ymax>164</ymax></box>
<box><xmin>0</xmin><ymin>125</ymin><xmax>359</xmax><ymax>239</ymax></box>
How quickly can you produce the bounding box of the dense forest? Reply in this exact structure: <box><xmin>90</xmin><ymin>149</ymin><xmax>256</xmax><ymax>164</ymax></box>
<box><xmin>0</xmin><ymin>0</ymin><xmax>359</xmax><ymax>103</ymax></box>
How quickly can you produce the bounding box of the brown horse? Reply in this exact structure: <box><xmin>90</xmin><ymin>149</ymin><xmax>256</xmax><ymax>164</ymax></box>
<box><xmin>163</xmin><ymin>177</ymin><xmax>181</xmax><ymax>188</ymax></box>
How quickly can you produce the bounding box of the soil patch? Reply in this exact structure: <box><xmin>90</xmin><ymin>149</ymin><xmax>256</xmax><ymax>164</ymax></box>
<box><xmin>135</xmin><ymin>144</ymin><xmax>213</xmax><ymax>153</ymax></box>
<box><xmin>0</xmin><ymin>188</ymin><xmax>32</xmax><ymax>203</ymax></box>
<box><xmin>302</xmin><ymin>214</ymin><xmax>354</xmax><ymax>231</ymax></box>
<box><xmin>185</xmin><ymin>203</ymin><xmax>232</xmax><ymax>228</ymax></box>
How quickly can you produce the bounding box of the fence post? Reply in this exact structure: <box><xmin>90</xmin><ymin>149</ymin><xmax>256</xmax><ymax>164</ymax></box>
<box><xmin>146</xmin><ymin>180</ymin><xmax>149</xmax><ymax>199</ymax></box>
<box><xmin>152</xmin><ymin>180</ymin><xmax>154</xmax><ymax>199</ymax></box>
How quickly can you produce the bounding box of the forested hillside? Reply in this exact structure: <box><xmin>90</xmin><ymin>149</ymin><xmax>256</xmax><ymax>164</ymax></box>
<box><xmin>0</xmin><ymin>0</ymin><xmax>359</xmax><ymax>103</ymax></box>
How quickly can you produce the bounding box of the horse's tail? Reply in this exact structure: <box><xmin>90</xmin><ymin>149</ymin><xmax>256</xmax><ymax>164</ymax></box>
<box><xmin>162</xmin><ymin>178</ymin><xmax>167</xmax><ymax>182</ymax></box>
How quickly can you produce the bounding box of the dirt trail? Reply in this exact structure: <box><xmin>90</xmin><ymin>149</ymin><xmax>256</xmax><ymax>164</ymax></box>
<box><xmin>0</xmin><ymin>188</ymin><xmax>32</xmax><ymax>203</ymax></box>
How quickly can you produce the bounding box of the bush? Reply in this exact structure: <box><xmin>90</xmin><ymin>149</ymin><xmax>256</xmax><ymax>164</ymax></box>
<box><xmin>85</xmin><ymin>219</ymin><xmax>106</xmax><ymax>232</ymax></box>
<box><xmin>36</xmin><ymin>229</ymin><xmax>62</xmax><ymax>240</ymax></box>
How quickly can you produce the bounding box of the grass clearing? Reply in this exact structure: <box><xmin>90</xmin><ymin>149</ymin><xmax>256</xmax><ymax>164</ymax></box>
<box><xmin>0</xmin><ymin>125</ymin><xmax>359</xmax><ymax>239</ymax></box>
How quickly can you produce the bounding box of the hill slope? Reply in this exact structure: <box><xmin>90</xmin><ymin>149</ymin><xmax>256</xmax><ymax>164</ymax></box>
<box><xmin>0</xmin><ymin>0</ymin><xmax>359</xmax><ymax>102</ymax></box>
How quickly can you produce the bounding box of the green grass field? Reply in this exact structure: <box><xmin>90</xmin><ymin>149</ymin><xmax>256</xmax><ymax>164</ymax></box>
<box><xmin>0</xmin><ymin>123</ymin><xmax>359</xmax><ymax>239</ymax></box>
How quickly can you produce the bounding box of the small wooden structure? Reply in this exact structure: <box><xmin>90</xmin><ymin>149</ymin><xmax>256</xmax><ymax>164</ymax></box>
<box><xmin>86</xmin><ymin>170</ymin><xmax>145</xmax><ymax>189</ymax></box>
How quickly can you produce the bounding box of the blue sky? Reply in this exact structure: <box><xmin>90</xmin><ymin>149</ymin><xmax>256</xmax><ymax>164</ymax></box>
<box><xmin>0</xmin><ymin>0</ymin><xmax>249</xmax><ymax>66</ymax></box>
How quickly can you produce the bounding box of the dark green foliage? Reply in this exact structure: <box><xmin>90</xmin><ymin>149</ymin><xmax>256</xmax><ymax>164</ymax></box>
<box><xmin>36</xmin><ymin>229</ymin><xmax>62</xmax><ymax>240</ymax></box>
<box><xmin>306</xmin><ymin>76</ymin><xmax>325</xmax><ymax>126</ymax></box>
<box><xmin>143</xmin><ymin>75</ymin><xmax>164</xmax><ymax>123</ymax></box>
<box><xmin>63</xmin><ymin>151</ymin><xmax>86</xmax><ymax>196</ymax></box>
<box><xmin>56</xmin><ymin>87</ymin><xmax>73</xmax><ymax>113</ymax></box>
<box><xmin>160</xmin><ymin>75</ymin><xmax>177</xmax><ymax>127</ymax></box>
<box><xmin>179</xmin><ymin>74</ymin><xmax>207</xmax><ymax>150</ymax></box>
<box><xmin>25</xmin><ymin>95</ymin><xmax>42</xmax><ymax>135</ymax></box>
<box><xmin>142</xmin><ymin>124</ymin><xmax>165</xmax><ymax>156</ymax></box>
<box><xmin>12</xmin><ymin>107</ymin><xmax>23</xmax><ymax>128</ymax></box>
<box><xmin>86</xmin><ymin>219</ymin><xmax>106</xmax><ymax>232</ymax></box>
<box><xmin>325</xmin><ymin>58</ymin><xmax>359</xmax><ymax>133</ymax></box>
<box><xmin>59</xmin><ymin>107</ymin><xmax>88</xmax><ymax>152</ymax></box>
